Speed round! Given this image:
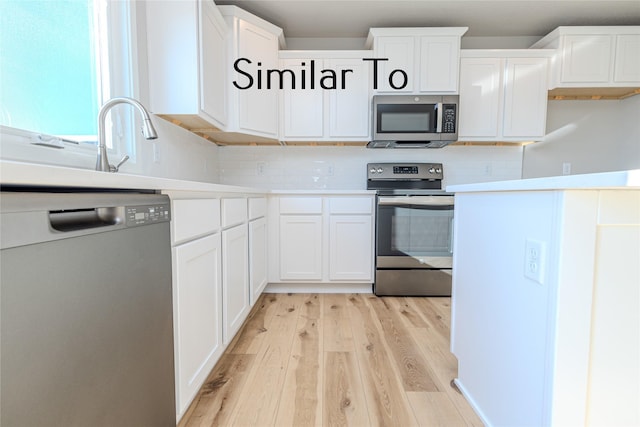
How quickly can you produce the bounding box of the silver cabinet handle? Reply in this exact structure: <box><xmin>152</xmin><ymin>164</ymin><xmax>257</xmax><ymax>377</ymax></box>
<box><xmin>436</xmin><ymin>102</ymin><xmax>443</xmax><ymax>133</ymax></box>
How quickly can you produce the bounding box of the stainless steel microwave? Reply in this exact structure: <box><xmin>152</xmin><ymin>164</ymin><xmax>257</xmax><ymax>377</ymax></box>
<box><xmin>368</xmin><ymin>95</ymin><xmax>459</xmax><ymax>148</ymax></box>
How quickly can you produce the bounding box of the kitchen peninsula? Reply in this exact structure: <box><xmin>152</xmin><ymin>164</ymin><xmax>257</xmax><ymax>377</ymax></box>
<box><xmin>447</xmin><ymin>170</ymin><xmax>640</xmax><ymax>426</ymax></box>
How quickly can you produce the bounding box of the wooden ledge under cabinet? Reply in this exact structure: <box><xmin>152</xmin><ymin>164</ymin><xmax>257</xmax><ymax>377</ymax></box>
<box><xmin>547</xmin><ymin>87</ymin><xmax>640</xmax><ymax>100</ymax></box>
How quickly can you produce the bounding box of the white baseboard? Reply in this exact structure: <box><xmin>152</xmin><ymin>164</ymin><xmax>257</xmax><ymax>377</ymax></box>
<box><xmin>264</xmin><ymin>282</ymin><xmax>373</xmax><ymax>294</ymax></box>
<box><xmin>453</xmin><ymin>378</ymin><xmax>493</xmax><ymax>427</ymax></box>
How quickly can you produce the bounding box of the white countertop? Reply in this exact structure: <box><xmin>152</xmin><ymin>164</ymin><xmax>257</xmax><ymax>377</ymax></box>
<box><xmin>0</xmin><ymin>160</ymin><xmax>264</xmax><ymax>194</ymax></box>
<box><xmin>0</xmin><ymin>160</ymin><xmax>373</xmax><ymax>195</ymax></box>
<box><xmin>446</xmin><ymin>169</ymin><xmax>640</xmax><ymax>193</ymax></box>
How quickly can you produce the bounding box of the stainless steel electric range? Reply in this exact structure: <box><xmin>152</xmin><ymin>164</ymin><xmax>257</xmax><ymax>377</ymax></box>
<box><xmin>367</xmin><ymin>163</ymin><xmax>454</xmax><ymax>296</ymax></box>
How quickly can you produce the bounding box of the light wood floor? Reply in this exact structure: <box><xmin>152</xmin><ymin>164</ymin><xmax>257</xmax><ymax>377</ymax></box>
<box><xmin>180</xmin><ymin>293</ymin><xmax>483</xmax><ymax>427</ymax></box>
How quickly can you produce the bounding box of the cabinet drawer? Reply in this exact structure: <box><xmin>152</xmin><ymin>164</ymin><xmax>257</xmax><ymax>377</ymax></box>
<box><xmin>328</xmin><ymin>197</ymin><xmax>373</xmax><ymax>214</ymax></box>
<box><xmin>279</xmin><ymin>197</ymin><xmax>323</xmax><ymax>214</ymax></box>
<box><xmin>222</xmin><ymin>198</ymin><xmax>248</xmax><ymax>228</ymax></box>
<box><xmin>172</xmin><ymin>199</ymin><xmax>220</xmax><ymax>245</ymax></box>
<box><xmin>249</xmin><ymin>197</ymin><xmax>267</xmax><ymax>220</ymax></box>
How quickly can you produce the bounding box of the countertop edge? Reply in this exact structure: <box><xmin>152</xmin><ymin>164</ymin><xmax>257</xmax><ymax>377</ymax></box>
<box><xmin>0</xmin><ymin>160</ymin><xmax>375</xmax><ymax>196</ymax></box>
<box><xmin>446</xmin><ymin>170</ymin><xmax>640</xmax><ymax>193</ymax></box>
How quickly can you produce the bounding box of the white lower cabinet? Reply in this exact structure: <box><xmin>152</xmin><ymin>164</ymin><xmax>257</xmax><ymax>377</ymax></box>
<box><xmin>222</xmin><ymin>222</ymin><xmax>249</xmax><ymax>345</ymax></box>
<box><xmin>168</xmin><ymin>197</ymin><xmax>223</xmax><ymax>420</ymax></box>
<box><xmin>274</xmin><ymin>195</ymin><xmax>375</xmax><ymax>284</ymax></box>
<box><xmin>173</xmin><ymin>234</ymin><xmax>223</xmax><ymax>417</ymax></box>
<box><xmin>329</xmin><ymin>215</ymin><xmax>373</xmax><ymax>281</ymax></box>
<box><xmin>279</xmin><ymin>214</ymin><xmax>323</xmax><ymax>280</ymax></box>
<box><xmin>249</xmin><ymin>217</ymin><xmax>268</xmax><ymax>305</ymax></box>
<box><xmin>169</xmin><ymin>193</ymin><xmax>269</xmax><ymax>422</ymax></box>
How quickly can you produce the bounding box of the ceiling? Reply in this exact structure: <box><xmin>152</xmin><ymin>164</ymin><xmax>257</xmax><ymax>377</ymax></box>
<box><xmin>215</xmin><ymin>0</ymin><xmax>640</xmax><ymax>39</ymax></box>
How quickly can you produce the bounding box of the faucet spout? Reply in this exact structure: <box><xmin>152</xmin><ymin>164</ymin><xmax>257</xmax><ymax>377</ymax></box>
<box><xmin>96</xmin><ymin>97</ymin><xmax>158</xmax><ymax>172</ymax></box>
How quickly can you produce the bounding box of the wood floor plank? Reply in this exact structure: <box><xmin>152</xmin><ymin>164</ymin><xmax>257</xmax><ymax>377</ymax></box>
<box><xmin>181</xmin><ymin>353</ymin><xmax>255</xmax><ymax>427</ymax></box>
<box><xmin>275</xmin><ymin>294</ymin><xmax>323</xmax><ymax>427</ymax></box>
<box><xmin>324</xmin><ymin>352</ymin><xmax>372</xmax><ymax>427</ymax></box>
<box><xmin>407</xmin><ymin>391</ymin><xmax>469</xmax><ymax>426</ymax></box>
<box><xmin>228</xmin><ymin>293</ymin><xmax>281</xmax><ymax>355</ymax></box>
<box><xmin>368</xmin><ymin>296</ymin><xmax>441</xmax><ymax>392</ymax></box>
<box><xmin>385</xmin><ymin>297</ymin><xmax>430</xmax><ymax>329</ymax></box>
<box><xmin>409</xmin><ymin>297</ymin><xmax>452</xmax><ymax>340</ymax></box>
<box><xmin>346</xmin><ymin>294</ymin><xmax>419</xmax><ymax>427</ymax></box>
<box><xmin>323</xmin><ymin>294</ymin><xmax>355</xmax><ymax>352</ymax></box>
<box><xmin>408</xmin><ymin>327</ymin><xmax>484</xmax><ymax>426</ymax></box>
<box><xmin>180</xmin><ymin>294</ymin><xmax>483</xmax><ymax>427</ymax></box>
<box><xmin>226</xmin><ymin>293</ymin><xmax>304</xmax><ymax>426</ymax></box>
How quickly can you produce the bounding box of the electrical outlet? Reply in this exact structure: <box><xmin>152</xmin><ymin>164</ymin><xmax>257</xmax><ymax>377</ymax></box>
<box><xmin>257</xmin><ymin>162</ymin><xmax>265</xmax><ymax>175</ymax></box>
<box><xmin>524</xmin><ymin>239</ymin><xmax>546</xmax><ymax>284</ymax></box>
<box><xmin>562</xmin><ymin>162</ymin><xmax>571</xmax><ymax>175</ymax></box>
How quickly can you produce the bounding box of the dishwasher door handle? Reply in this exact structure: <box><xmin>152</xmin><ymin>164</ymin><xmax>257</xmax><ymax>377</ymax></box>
<box><xmin>49</xmin><ymin>207</ymin><xmax>125</xmax><ymax>232</ymax></box>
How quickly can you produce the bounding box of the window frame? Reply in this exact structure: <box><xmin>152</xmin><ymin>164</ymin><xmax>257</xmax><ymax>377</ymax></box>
<box><xmin>0</xmin><ymin>0</ymin><xmax>139</xmax><ymax>169</ymax></box>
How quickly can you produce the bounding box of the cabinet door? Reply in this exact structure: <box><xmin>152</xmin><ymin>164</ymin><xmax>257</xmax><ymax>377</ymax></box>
<box><xmin>503</xmin><ymin>58</ymin><xmax>548</xmax><ymax>139</ymax></box>
<box><xmin>222</xmin><ymin>224</ymin><xmax>249</xmax><ymax>344</ymax></box>
<box><xmin>173</xmin><ymin>233</ymin><xmax>223</xmax><ymax>417</ymax></box>
<box><xmin>281</xmin><ymin>58</ymin><xmax>324</xmax><ymax>138</ymax></box>
<box><xmin>419</xmin><ymin>36</ymin><xmax>460</xmax><ymax>93</ymax></box>
<box><xmin>329</xmin><ymin>215</ymin><xmax>373</xmax><ymax>281</ymax></box>
<box><xmin>145</xmin><ymin>0</ymin><xmax>198</xmax><ymax>115</ymax></box>
<box><xmin>249</xmin><ymin>217</ymin><xmax>268</xmax><ymax>305</ymax></box>
<box><xmin>458</xmin><ymin>57</ymin><xmax>503</xmax><ymax>138</ymax></box>
<box><xmin>374</xmin><ymin>36</ymin><xmax>415</xmax><ymax>92</ymax></box>
<box><xmin>327</xmin><ymin>57</ymin><xmax>371</xmax><ymax>138</ymax></box>
<box><xmin>614</xmin><ymin>34</ymin><xmax>640</xmax><ymax>83</ymax></box>
<box><xmin>279</xmin><ymin>215</ymin><xmax>323</xmax><ymax>280</ymax></box>
<box><xmin>199</xmin><ymin>0</ymin><xmax>227</xmax><ymax>127</ymax></box>
<box><xmin>237</xmin><ymin>20</ymin><xmax>279</xmax><ymax>136</ymax></box>
<box><xmin>560</xmin><ymin>35</ymin><xmax>613</xmax><ymax>83</ymax></box>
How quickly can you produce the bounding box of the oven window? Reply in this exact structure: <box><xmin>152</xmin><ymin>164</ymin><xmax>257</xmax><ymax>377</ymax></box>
<box><xmin>380</xmin><ymin>112</ymin><xmax>430</xmax><ymax>132</ymax></box>
<box><xmin>376</xmin><ymin>104</ymin><xmax>437</xmax><ymax>134</ymax></box>
<box><xmin>377</xmin><ymin>205</ymin><xmax>453</xmax><ymax>257</ymax></box>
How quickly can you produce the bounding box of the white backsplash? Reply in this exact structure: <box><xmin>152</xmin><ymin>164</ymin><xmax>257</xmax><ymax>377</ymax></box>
<box><xmin>218</xmin><ymin>145</ymin><xmax>524</xmax><ymax>190</ymax></box>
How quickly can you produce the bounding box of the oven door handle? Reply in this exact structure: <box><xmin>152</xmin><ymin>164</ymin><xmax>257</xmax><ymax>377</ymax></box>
<box><xmin>378</xmin><ymin>196</ymin><xmax>454</xmax><ymax>206</ymax></box>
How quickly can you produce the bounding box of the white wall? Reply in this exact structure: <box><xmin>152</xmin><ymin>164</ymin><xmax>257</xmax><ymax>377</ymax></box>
<box><xmin>522</xmin><ymin>96</ymin><xmax>640</xmax><ymax>178</ymax></box>
<box><xmin>217</xmin><ymin>145</ymin><xmax>523</xmax><ymax>189</ymax></box>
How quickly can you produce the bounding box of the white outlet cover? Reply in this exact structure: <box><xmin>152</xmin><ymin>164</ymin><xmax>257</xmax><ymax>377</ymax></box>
<box><xmin>524</xmin><ymin>239</ymin><xmax>546</xmax><ymax>284</ymax></box>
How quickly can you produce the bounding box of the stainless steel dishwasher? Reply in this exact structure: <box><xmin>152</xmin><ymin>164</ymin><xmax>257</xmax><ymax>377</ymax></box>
<box><xmin>0</xmin><ymin>190</ymin><xmax>175</xmax><ymax>426</ymax></box>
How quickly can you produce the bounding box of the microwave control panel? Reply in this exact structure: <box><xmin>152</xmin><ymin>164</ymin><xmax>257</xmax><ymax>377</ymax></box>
<box><xmin>442</xmin><ymin>104</ymin><xmax>457</xmax><ymax>133</ymax></box>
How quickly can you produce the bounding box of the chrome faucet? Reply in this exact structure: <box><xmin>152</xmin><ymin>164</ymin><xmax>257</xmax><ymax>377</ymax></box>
<box><xmin>96</xmin><ymin>97</ymin><xmax>158</xmax><ymax>172</ymax></box>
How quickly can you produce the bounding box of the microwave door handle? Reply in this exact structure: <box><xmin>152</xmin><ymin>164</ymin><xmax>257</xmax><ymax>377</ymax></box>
<box><xmin>436</xmin><ymin>102</ymin><xmax>443</xmax><ymax>133</ymax></box>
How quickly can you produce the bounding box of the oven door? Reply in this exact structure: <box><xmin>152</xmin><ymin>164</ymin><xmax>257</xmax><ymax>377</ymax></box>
<box><xmin>375</xmin><ymin>195</ymin><xmax>454</xmax><ymax>296</ymax></box>
<box><xmin>376</xmin><ymin>196</ymin><xmax>454</xmax><ymax>268</ymax></box>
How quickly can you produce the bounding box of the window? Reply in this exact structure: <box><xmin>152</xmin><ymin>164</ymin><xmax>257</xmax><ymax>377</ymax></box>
<box><xmin>0</xmin><ymin>0</ymin><xmax>136</xmax><ymax>159</ymax></box>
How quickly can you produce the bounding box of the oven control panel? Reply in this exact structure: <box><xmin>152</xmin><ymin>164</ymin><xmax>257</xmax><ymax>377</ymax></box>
<box><xmin>367</xmin><ymin>163</ymin><xmax>443</xmax><ymax>180</ymax></box>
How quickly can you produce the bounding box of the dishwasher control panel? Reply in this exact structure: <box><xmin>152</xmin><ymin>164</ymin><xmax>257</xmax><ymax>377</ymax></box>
<box><xmin>126</xmin><ymin>203</ymin><xmax>171</xmax><ymax>226</ymax></box>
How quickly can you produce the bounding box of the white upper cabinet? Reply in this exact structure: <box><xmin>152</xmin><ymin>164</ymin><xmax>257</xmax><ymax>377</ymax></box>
<box><xmin>146</xmin><ymin>0</ymin><xmax>228</xmax><ymax>129</ymax></box>
<box><xmin>531</xmin><ymin>26</ymin><xmax>640</xmax><ymax>88</ymax></box>
<box><xmin>370</xmin><ymin>36</ymin><xmax>416</xmax><ymax>93</ymax></box>
<box><xmin>279</xmin><ymin>51</ymin><xmax>371</xmax><ymax>142</ymax></box>
<box><xmin>220</xmin><ymin>6</ymin><xmax>284</xmax><ymax>139</ymax></box>
<box><xmin>145</xmin><ymin>2</ymin><xmax>284</xmax><ymax>143</ymax></box>
<box><xmin>458</xmin><ymin>57</ymin><xmax>502</xmax><ymax>138</ymax></box>
<box><xmin>366</xmin><ymin>28</ymin><xmax>468</xmax><ymax>94</ymax></box>
<box><xmin>458</xmin><ymin>50</ymin><xmax>551</xmax><ymax>142</ymax></box>
<box><xmin>614</xmin><ymin>34</ymin><xmax>640</xmax><ymax>83</ymax></box>
<box><xmin>560</xmin><ymin>35</ymin><xmax>613</xmax><ymax>83</ymax></box>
